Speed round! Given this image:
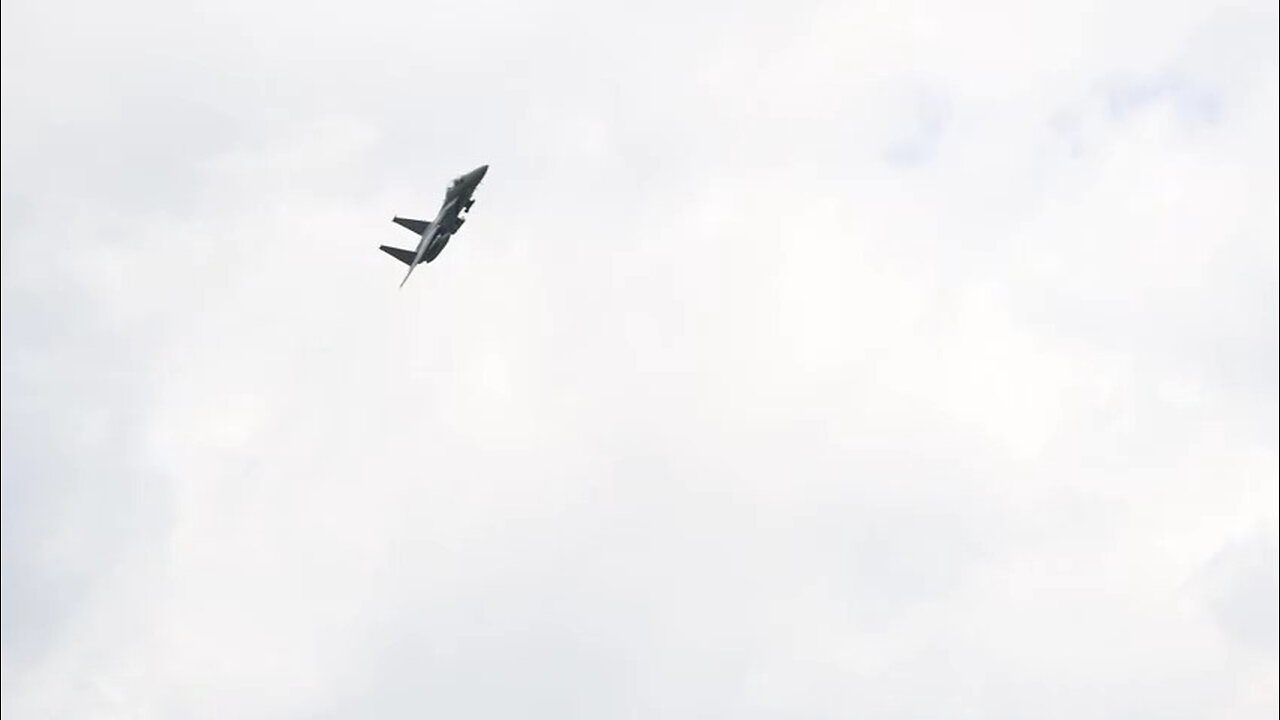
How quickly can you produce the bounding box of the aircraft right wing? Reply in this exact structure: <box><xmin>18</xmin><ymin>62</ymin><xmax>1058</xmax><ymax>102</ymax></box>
<box><xmin>392</xmin><ymin>217</ymin><xmax>430</xmax><ymax>235</ymax></box>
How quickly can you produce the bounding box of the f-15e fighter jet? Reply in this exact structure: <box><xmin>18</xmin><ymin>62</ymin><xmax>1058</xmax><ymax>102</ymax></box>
<box><xmin>380</xmin><ymin>164</ymin><xmax>488</xmax><ymax>287</ymax></box>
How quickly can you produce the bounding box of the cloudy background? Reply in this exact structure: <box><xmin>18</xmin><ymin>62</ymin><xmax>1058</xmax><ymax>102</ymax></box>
<box><xmin>2</xmin><ymin>0</ymin><xmax>1278</xmax><ymax>716</ymax></box>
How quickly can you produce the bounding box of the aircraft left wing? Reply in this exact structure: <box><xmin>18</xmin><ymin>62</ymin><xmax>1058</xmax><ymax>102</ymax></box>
<box><xmin>392</xmin><ymin>217</ymin><xmax>430</xmax><ymax>235</ymax></box>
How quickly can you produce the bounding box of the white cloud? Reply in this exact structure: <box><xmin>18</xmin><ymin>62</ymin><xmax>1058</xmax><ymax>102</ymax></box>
<box><xmin>3</xmin><ymin>0</ymin><xmax>1277</xmax><ymax>717</ymax></box>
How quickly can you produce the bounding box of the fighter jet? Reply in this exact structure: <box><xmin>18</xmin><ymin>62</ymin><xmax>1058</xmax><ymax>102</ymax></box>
<box><xmin>380</xmin><ymin>164</ymin><xmax>489</xmax><ymax>287</ymax></box>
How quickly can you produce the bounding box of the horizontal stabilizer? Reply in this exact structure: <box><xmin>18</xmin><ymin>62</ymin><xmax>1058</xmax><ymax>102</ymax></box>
<box><xmin>379</xmin><ymin>245</ymin><xmax>418</xmax><ymax>266</ymax></box>
<box><xmin>393</xmin><ymin>217</ymin><xmax>430</xmax><ymax>235</ymax></box>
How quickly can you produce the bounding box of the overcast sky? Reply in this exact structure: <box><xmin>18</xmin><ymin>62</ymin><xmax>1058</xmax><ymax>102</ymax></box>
<box><xmin>2</xmin><ymin>0</ymin><xmax>1278</xmax><ymax>717</ymax></box>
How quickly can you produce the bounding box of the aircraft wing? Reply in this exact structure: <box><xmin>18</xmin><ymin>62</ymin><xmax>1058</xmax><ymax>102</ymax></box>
<box><xmin>392</xmin><ymin>217</ymin><xmax>430</xmax><ymax>235</ymax></box>
<box><xmin>379</xmin><ymin>245</ymin><xmax>418</xmax><ymax>266</ymax></box>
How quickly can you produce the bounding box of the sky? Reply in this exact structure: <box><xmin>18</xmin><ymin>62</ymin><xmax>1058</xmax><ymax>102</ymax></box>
<box><xmin>1</xmin><ymin>0</ymin><xmax>1278</xmax><ymax>717</ymax></box>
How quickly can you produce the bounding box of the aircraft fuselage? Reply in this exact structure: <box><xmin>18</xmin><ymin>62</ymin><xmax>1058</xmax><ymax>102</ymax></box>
<box><xmin>412</xmin><ymin>164</ymin><xmax>488</xmax><ymax>267</ymax></box>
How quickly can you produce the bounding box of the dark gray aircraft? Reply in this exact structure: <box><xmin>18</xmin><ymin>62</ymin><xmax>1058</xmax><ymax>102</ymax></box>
<box><xmin>380</xmin><ymin>164</ymin><xmax>489</xmax><ymax>287</ymax></box>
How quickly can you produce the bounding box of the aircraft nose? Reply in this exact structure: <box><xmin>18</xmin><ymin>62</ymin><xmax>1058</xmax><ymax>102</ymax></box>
<box><xmin>475</xmin><ymin>164</ymin><xmax>489</xmax><ymax>179</ymax></box>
